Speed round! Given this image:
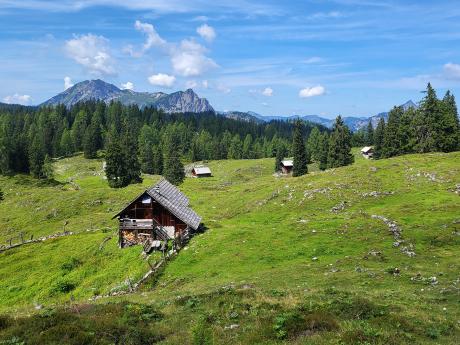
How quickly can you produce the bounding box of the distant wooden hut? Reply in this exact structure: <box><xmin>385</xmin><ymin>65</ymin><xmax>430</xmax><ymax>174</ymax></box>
<box><xmin>191</xmin><ymin>166</ymin><xmax>212</xmax><ymax>178</ymax></box>
<box><xmin>280</xmin><ymin>160</ymin><xmax>294</xmax><ymax>175</ymax></box>
<box><xmin>113</xmin><ymin>178</ymin><xmax>201</xmax><ymax>252</ymax></box>
<box><xmin>361</xmin><ymin>146</ymin><xmax>374</xmax><ymax>159</ymax></box>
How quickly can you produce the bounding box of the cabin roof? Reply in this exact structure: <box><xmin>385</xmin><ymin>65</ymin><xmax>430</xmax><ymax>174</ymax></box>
<box><xmin>193</xmin><ymin>167</ymin><xmax>211</xmax><ymax>175</ymax></box>
<box><xmin>361</xmin><ymin>146</ymin><xmax>373</xmax><ymax>153</ymax></box>
<box><xmin>281</xmin><ymin>160</ymin><xmax>293</xmax><ymax>167</ymax></box>
<box><xmin>113</xmin><ymin>178</ymin><xmax>202</xmax><ymax>230</ymax></box>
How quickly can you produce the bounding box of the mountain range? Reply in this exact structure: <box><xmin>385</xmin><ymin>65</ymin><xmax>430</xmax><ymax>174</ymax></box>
<box><xmin>41</xmin><ymin>79</ymin><xmax>214</xmax><ymax>113</ymax></box>
<box><xmin>4</xmin><ymin>79</ymin><xmax>419</xmax><ymax>132</ymax></box>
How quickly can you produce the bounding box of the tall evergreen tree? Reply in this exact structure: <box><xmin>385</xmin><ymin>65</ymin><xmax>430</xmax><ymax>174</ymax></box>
<box><xmin>152</xmin><ymin>145</ymin><xmax>164</xmax><ymax>175</ymax></box>
<box><xmin>42</xmin><ymin>154</ymin><xmax>54</xmax><ymax>180</ymax></box>
<box><xmin>29</xmin><ymin>135</ymin><xmax>46</xmax><ymax>178</ymax></box>
<box><xmin>327</xmin><ymin>116</ymin><xmax>354</xmax><ymax>168</ymax></box>
<box><xmin>228</xmin><ymin>135</ymin><xmax>243</xmax><ymax>159</ymax></box>
<box><xmin>413</xmin><ymin>83</ymin><xmax>440</xmax><ymax>153</ymax></box>
<box><xmin>242</xmin><ymin>134</ymin><xmax>253</xmax><ymax>159</ymax></box>
<box><xmin>365</xmin><ymin>121</ymin><xmax>374</xmax><ymax>146</ymax></box>
<box><xmin>121</xmin><ymin>122</ymin><xmax>142</xmax><ymax>185</ymax></box>
<box><xmin>163</xmin><ymin>133</ymin><xmax>185</xmax><ymax>185</ymax></box>
<box><xmin>307</xmin><ymin>127</ymin><xmax>321</xmax><ymax>161</ymax></box>
<box><xmin>138</xmin><ymin>125</ymin><xmax>155</xmax><ymax>173</ymax></box>
<box><xmin>439</xmin><ymin>90</ymin><xmax>460</xmax><ymax>152</ymax></box>
<box><xmin>373</xmin><ymin>118</ymin><xmax>385</xmax><ymax>159</ymax></box>
<box><xmin>60</xmin><ymin>128</ymin><xmax>74</xmax><ymax>157</ymax></box>
<box><xmin>274</xmin><ymin>142</ymin><xmax>287</xmax><ymax>172</ymax></box>
<box><xmin>105</xmin><ymin>128</ymin><xmax>133</xmax><ymax>188</ymax></box>
<box><xmin>382</xmin><ymin>106</ymin><xmax>404</xmax><ymax>158</ymax></box>
<box><xmin>292</xmin><ymin>120</ymin><xmax>308</xmax><ymax>177</ymax></box>
<box><xmin>318</xmin><ymin>132</ymin><xmax>329</xmax><ymax>170</ymax></box>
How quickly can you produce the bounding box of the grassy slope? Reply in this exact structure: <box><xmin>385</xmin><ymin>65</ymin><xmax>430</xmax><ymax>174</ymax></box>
<box><xmin>0</xmin><ymin>151</ymin><xmax>459</xmax><ymax>344</ymax></box>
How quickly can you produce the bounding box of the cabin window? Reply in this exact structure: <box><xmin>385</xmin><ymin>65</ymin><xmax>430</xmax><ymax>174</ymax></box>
<box><xmin>141</xmin><ymin>196</ymin><xmax>151</xmax><ymax>204</ymax></box>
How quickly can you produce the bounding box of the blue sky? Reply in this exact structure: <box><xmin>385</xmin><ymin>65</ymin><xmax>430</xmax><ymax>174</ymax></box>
<box><xmin>1</xmin><ymin>0</ymin><xmax>460</xmax><ymax>118</ymax></box>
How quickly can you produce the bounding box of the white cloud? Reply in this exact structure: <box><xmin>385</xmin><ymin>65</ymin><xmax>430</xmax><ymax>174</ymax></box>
<box><xmin>262</xmin><ymin>87</ymin><xmax>273</xmax><ymax>97</ymax></box>
<box><xmin>185</xmin><ymin>80</ymin><xmax>198</xmax><ymax>88</ymax></box>
<box><xmin>202</xmin><ymin>80</ymin><xmax>209</xmax><ymax>88</ymax></box>
<box><xmin>64</xmin><ymin>76</ymin><xmax>74</xmax><ymax>90</ymax></box>
<box><xmin>65</xmin><ymin>34</ymin><xmax>116</xmax><ymax>75</ymax></box>
<box><xmin>217</xmin><ymin>84</ymin><xmax>231</xmax><ymax>94</ymax></box>
<box><xmin>299</xmin><ymin>85</ymin><xmax>325</xmax><ymax>98</ymax></box>
<box><xmin>125</xmin><ymin>20</ymin><xmax>167</xmax><ymax>57</ymax></box>
<box><xmin>196</xmin><ymin>24</ymin><xmax>216</xmax><ymax>42</ymax></box>
<box><xmin>121</xmin><ymin>81</ymin><xmax>134</xmax><ymax>90</ymax></box>
<box><xmin>171</xmin><ymin>39</ymin><xmax>218</xmax><ymax>77</ymax></box>
<box><xmin>443</xmin><ymin>62</ymin><xmax>460</xmax><ymax>79</ymax></box>
<box><xmin>3</xmin><ymin>94</ymin><xmax>32</xmax><ymax>105</ymax></box>
<box><xmin>148</xmin><ymin>73</ymin><xmax>176</xmax><ymax>87</ymax></box>
<box><xmin>303</xmin><ymin>56</ymin><xmax>323</xmax><ymax>64</ymax></box>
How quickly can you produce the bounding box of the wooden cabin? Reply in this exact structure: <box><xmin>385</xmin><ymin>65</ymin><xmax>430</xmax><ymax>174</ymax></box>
<box><xmin>191</xmin><ymin>166</ymin><xmax>212</xmax><ymax>178</ymax></box>
<box><xmin>361</xmin><ymin>146</ymin><xmax>374</xmax><ymax>159</ymax></box>
<box><xmin>113</xmin><ymin>178</ymin><xmax>201</xmax><ymax>252</ymax></box>
<box><xmin>280</xmin><ymin>160</ymin><xmax>294</xmax><ymax>175</ymax></box>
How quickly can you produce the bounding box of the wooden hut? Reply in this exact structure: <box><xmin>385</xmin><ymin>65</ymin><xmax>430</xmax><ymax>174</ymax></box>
<box><xmin>361</xmin><ymin>146</ymin><xmax>374</xmax><ymax>159</ymax></box>
<box><xmin>113</xmin><ymin>178</ymin><xmax>201</xmax><ymax>252</ymax></box>
<box><xmin>191</xmin><ymin>166</ymin><xmax>212</xmax><ymax>178</ymax></box>
<box><xmin>280</xmin><ymin>160</ymin><xmax>294</xmax><ymax>175</ymax></box>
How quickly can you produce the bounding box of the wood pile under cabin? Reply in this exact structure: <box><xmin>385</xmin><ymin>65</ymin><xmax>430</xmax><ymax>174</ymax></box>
<box><xmin>113</xmin><ymin>178</ymin><xmax>201</xmax><ymax>253</ymax></box>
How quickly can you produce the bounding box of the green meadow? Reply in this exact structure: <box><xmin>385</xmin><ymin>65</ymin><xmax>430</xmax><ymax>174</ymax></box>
<box><xmin>0</xmin><ymin>150</ymin><xmax>459</xmax><ymax>344</ymax></box>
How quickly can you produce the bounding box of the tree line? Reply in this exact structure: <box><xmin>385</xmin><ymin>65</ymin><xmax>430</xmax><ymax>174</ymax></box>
<box><xmin>275</xmin><ymin>116</ymin><xmax>354</xmax><ymax>177</ymax></box>
<box><xmin>0</xmin><ymin>101</ymin><xmax>327</xmax><ymax>186</ymax></box>
<box><xmin>352</xmin><ymin>83</ymin><xmax>459</xmax><ymax>158</ymax></box>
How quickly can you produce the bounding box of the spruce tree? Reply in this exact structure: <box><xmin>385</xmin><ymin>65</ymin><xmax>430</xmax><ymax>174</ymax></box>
<box><xmin>292</xmin><ymin>120</ymin><xmax>308</xmax><ymax>177</ymax></box>
<box><xmin>274</xmin><ymin>142</ymin><xmax>287</xmax><ymax>172</ymax></box>
<box><xmin>105</xmin><ymin>128</ymin><xmax>130</xmax><ymax>188</ymax></box>
<box><xmin>318</xmin><ymin>132</ymin><xmax>329</xmax><ymax>170</ymax></box>
<box><xmin>152</xmin><ymin>145</ymin><xmax>164</xmax><ymax>175</ymax></box>
<box><xmin>163</xmin><ymin>133</ymin><xmax>185</xmax><ymax>185</ymax></box>
<box><xmin>373</xmin><ymin>118</ymin><xmax>385</xmax><ymax>159</ymax></box>
<box><xmin>327</xmin><ymin>116</ymin><xmax>354</xmax><ymax>168</ymax></box>
<box><xmin>83</xmin><ymin>125</ymin><xmax>98</xmax><ymax>159</ymax></box>
<box><xmin>60</xmin><ymin>128</ymin><xmax>74</xmax><ymax>157</ymax></box>
<box><xmin>29</xmin><ymin>135</ymin><xmax>46</xmax><ymax>178</ymax></box>
<box><xmin>43</xmin><ymin>154</ymin><xmax>54</xmax><ymax>180</ymax></box>
<box><xmin>138</xmin><ymin>125</ymin><xmax>155</xmax><ymax>173</ymax></box>
<box><xmin>382</xmin><ymin>106</ymin><xmax>403</xmax><ymax>158</ymax></box>
<box><xmin>307</xmin><ymin>127</ymin><xmax>321</xmax><ymax>161</ymax></box>
<box><xmin>228</xmin><ymin>135</ymin><xmax>243</xmax><ymax>159</ymax></box>
<box><xmin>365</xmin><ymin>121</ymin><xmax>374</xmax><ymax>146</ymax></box>
<box><xmin>439</xmin><ymin>91</ymin><xmax>460</xmax><ymax>152</ymax></box>
<box><xmin>414</xmin><ymin>83</ymin><xmax>441</xmax><ymax>153</ymax></box>
<box><xmin>121</xmin><ymin>122</ymin><xmax>142</xmax><ymax>185</ymax></box>
<box><xmin>242</xmin><ymin>134</ymin><xmax>253</xmax><ymax>159</ymax></box>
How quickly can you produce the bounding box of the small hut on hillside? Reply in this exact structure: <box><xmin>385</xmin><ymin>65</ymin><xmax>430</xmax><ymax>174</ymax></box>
<box><xmin>361</xmin><ymin>146</ymin><xmax>374</xmax><ymax>159</ymax></box>
<box><xmin>191</xmin><ymin>166</ymin><xmax>212</xmax><ymax>178</ymax></box>
<box><xmin>280</xmin><ymin>160</ymin><xmax>294</xmax><ymax>175</ymax></box>
<box><xmin>113</xmin><ymin>178</ymin><xmax>201</xmax><ymax>252</ymax></box>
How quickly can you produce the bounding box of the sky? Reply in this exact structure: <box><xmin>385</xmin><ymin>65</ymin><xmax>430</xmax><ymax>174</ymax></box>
<box><xmin>0</xmin><ymin>0</ymin><xmax>460</xmax><ymax>118</ymax></box>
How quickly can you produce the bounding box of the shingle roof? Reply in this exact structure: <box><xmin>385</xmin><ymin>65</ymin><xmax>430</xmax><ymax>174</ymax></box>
<box><xmin>361</xmin><ymin>146</ymin><xmax>373</xmax><ymax>153</ymax></box>
<box><xmin>147</xmin><ymin>179</ymin><xmax>201</xmax><ymax>230</ymax></box>
<box><xmin>193</xmin><ymin>167</ymin><xmax>211</xmax><ymax>175</ymax></box>
<box><xmin>114</xmin><ymin>178</ymin><xmax>202</xmax><ymax>230</ymax></box>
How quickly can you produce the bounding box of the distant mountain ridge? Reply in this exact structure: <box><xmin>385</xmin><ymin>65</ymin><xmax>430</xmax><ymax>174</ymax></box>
<box><xmin>41</xmin><ymin>79</ymin><xmax>214</xmax><ymax>113</ymax></box>
<box><xmin>220</xmin><ymin>100</ymin><xmax>419</xmax><ymax>132</ymax></box>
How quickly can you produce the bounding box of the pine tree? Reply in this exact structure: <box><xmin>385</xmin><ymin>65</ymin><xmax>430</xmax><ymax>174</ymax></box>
<box><xmin>292</xmin><ymin>120</ymin><xmax>308</xmax><ymax>177</ymax></box>
<box><xmin>373</xmin><ymin>118</ymin><xmax>385</xmax><ymax>159</ymax></box>
<box><xmin>307</xmin><ymin>127</ymin><xmax>321</xmax><ymax>161</ymax></box>
<box><xmin>318</xmin><ymin>132</ymin><xmax>329</xmax><ymax>170</ymax></box>
<box><xmin>42</xmin><ymin>154</ymin><xmax>54</xmax><ymax>180</ymax></box>
<box><xmin>121</xmin><ymin>122</ymin><xmax>142</xmax><ymax>185</ymax></box>
<box><xmin>365</xmin><ymin>121</ymin><xmax>374</xmax><ymax>145</ymax></box>
<box><xmin>242</xmin><ymin>134</ymin><xmax>253</xmax><ymax>159</ymax></box>
<box><xmin>163</xmin><ymin>133</ymin><xmax>185</xmax><ymax>185</ymax></box>
<box><xmin>71</xmin><ymin>110</ymin><xmax>88</xmax><ymax>151</ymax></box>
<box><xmin>105</xmin><ymin>128</ymin><xmax>130</xmax><ymax>188</ymax></box>
<box><xmin>138</xmin><ymin>125</ymin><xmax>155</xmax><ymax>173</ymax></box>
<box><xmin>29</xmin><ymin>135</ymin><xmax>46</xmax><ymax>178</ymax></box>
<box><xmin>382</xmin><ymin>106</ymin><xmax>404</xmax><ymax>158</ymax></box>
<box><xmin>60</xmin><ymin>128</ymin><xmax>74</xmax><ymax>157</ymax></box>
<box><xmin>152</xmin><ymin>145</ymin><xmax>164</xmax><ymax>175</ymax></box>
<box><xmin>327</xmin><ymin>116</ymin><xmax>354</xmax><ymax>168</ymax></box>
<box><xmin>413</xmin><ymin>83</ymin><xmax>441</xmax><ymax>153</ymax></box>
<box><xmin>83</xmin><ymin>125</ymin><xmax>98</xmax><ymax>159</ymax></box>
<box><xmin>274</xmin><ymin>142</ymin><xmax>287</xmax><ymax>172</ymax></box>
<box><xmin>228</xmin><ymin>135</ymin><xmax>243</xmax><ymax>159</ymax></box>
<box><xmin>439</xmin><ymin>91</ymin><xmax>460</xmax><ymax>152</ymax></box>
